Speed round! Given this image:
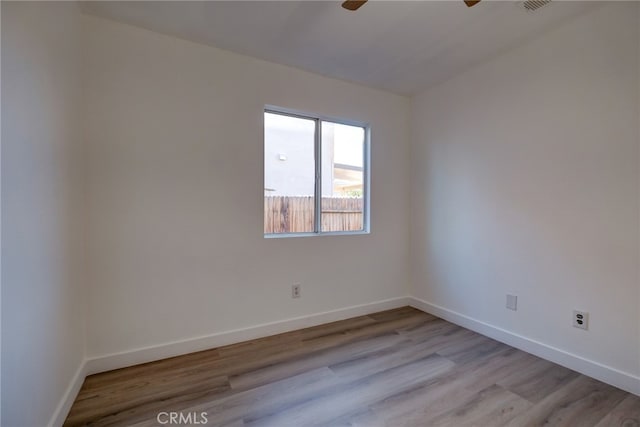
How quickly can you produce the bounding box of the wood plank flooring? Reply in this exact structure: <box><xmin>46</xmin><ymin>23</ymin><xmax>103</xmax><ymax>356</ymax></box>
<box><xmin>64</xmin><ymin>307</ymin><xmax>640</xmax><ymax>427</ymax></box>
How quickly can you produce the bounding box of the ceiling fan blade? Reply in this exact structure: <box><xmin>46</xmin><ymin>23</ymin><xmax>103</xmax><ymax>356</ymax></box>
<box><xmin>464</xmin><ymin>0</ymin><xmax>481</xmax><ymax>6</ymax></box>
<box><xmin>342</xmin><ymin>0</ymin><xmax>368</xmax><ymax>11</ymax></box>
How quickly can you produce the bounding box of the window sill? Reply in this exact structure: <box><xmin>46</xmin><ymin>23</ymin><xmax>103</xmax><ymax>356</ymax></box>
<box><xmin>264</xmin><ymin>230</ymin><xmax>370</xmax><ymax>239</ymax></box>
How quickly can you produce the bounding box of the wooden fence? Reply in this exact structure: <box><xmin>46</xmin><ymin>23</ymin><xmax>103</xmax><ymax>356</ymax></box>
<box><xmin>264</xmin><ymin>196</ymin><xmax>363</xmax><ymax>233</ymax></box>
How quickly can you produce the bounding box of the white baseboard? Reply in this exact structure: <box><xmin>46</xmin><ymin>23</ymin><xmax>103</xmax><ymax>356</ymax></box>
<box><xmin>48</xmin><ymin>359</ymin><xmax>88</xmax><ymax>427</ymax></box>
<box><xmin>85</xmin><ymin>296</ymin><xmax>411</xmax><ymax>375</ymax></box>
<box><xmin>409</xmin><ymin>297</ymin><xmax>640</xmax><ymax>396</ymax></box>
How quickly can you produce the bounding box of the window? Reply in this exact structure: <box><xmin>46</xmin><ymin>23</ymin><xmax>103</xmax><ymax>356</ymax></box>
<box><xmin>264</xmin><ymin>107</ymin><xmax>369</xmax><ymax>236</ymax></box>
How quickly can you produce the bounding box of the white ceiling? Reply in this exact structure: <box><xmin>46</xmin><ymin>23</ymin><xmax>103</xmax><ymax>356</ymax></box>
<box><xmin>82</xmin><ymin>1</ymin><xmax>598</xmax><ymax>95</ymax></box>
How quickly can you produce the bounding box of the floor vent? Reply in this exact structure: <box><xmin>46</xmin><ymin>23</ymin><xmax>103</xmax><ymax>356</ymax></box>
<box><xmin>521</xmin><ymin>0</ymin><xmax>551</xmax><ymax>12</ymax></box>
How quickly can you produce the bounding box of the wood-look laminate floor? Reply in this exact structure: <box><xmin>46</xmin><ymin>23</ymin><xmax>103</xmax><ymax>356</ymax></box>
<box><xmin>64</xmin><ymin>307</ymin><xmax>640</xmax><ymax>427</ymax></box>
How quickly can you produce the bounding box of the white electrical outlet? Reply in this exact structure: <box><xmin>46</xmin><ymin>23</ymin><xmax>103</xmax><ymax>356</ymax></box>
<box><xmin>573</xmin><ymin>310</ymin><xmax>588</xmax><ymax>330</ymax></box>
<box><xmin>292</xmin><ymin>284</ymin><xmax>301</xmax><ymax>299</ymax></box>
<box><xmin>506</xmin><ymin>294</ymin><xmax>518</xmax><ymax>311</ymax></box>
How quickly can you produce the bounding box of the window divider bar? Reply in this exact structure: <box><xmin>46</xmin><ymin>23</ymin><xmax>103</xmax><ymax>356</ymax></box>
<box><xmin>314</xmin><ymin>118</ymin><xmax>322</xmax><ymax>233</ymax></box>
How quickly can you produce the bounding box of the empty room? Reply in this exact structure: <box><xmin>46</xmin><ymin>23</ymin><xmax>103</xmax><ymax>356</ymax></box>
<box><xmin>2</xmin><ymin>0</ymin><xmax>639</xmax><ymax>426</ymax></box>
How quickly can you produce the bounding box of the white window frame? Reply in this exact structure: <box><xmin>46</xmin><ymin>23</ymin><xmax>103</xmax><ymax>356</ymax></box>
<box><xmin>264</xmin><ymin>105</ymin><xmax>371</xmax><ymax>238</ymax></box>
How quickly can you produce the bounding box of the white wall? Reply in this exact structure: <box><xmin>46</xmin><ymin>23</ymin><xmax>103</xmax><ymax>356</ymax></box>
<box><xmin>83</xmin><ymin>15</ymin><xmax>411</xmax><ymax>359</ymax></box>
<box><xmin>1</xmin><ymin>2</ymin><xmax>86</xmax><ymax>426</ymax></box>
<box><xmin>411</xmin><ymin>1</ymin><xmax>640</xmax><ymax>382</ymax></box>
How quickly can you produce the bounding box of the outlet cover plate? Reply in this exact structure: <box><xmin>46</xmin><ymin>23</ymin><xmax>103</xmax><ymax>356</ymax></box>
<box><xmin>506</xmin><ymin>294</ymin><xmax>518</xmax><ymax>311</ymax></box>
<box><xmin>573</xmin><ymin>310</ymin><xmax>588</xmax><ymax>330</ymax></box>
<box><xmin>292</xmin><ymin>284</ymin><xmax>301</xmax><ymax>299</ymax></box>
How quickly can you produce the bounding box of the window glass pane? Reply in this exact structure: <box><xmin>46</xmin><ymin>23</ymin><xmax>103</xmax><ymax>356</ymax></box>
<box><xmin>321</xmin><ymin>121</ymin><xmax>365</xmax><ymax>232</ymax></box>
<box><xmin>264</xmin><ymin>112</ymin><xmax>316</xmax><ymax>234</ymax></box>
